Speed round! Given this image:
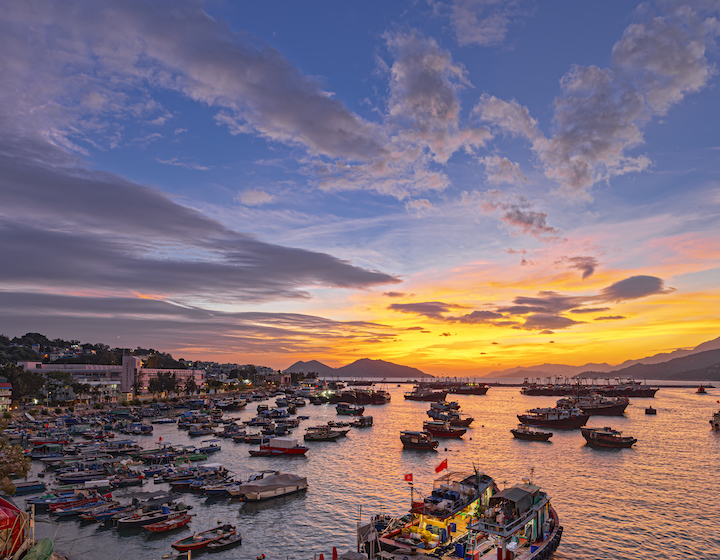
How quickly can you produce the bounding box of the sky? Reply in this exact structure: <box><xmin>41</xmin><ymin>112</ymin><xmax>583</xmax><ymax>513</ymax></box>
<box><xmin>1</xmin><ymin>0</ymin><xmax>719</xmax><ymax>376</ymax></box>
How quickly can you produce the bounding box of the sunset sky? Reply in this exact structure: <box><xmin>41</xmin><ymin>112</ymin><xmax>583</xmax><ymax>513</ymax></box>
<box><xmin>1</xmin><ymin>0</ymin><xmax>719</xmax><ymax>376</ymax></box>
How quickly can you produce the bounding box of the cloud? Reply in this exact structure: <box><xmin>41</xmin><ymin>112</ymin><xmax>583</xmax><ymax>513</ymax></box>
<box><xmin>594</xmin><ymin>315</ymin><xmax>626</xmax><ymax>321</ymax></box>
<box><xmin>0</xmin><ymin>137</ymin><xmax>400</xmax><ymax>305</ymax></box>
<box><xmin>480</xmin><ymin>155</ymin><xmax>527</xmax><ymax>185</ymax></box>
<box><xmin>557</xmin><ymin>256</ymin><xmax>599</xmax><ymax>279</ymax></box>
<box><xmin>472</xmin><ymin>190</ymin><xmax>560</xmax><ymax>240</ymax></box>
<box><xmin>449</xmin><ymin>309</ymin><xmax>511</xmax><ymax>324</ymax></box>
<box><xmin>157</xmin><ymin>157</ymin><xmax>210</xmax><ymax>171</ymax></box>
<box><xmin>475</xmin><ymin>4</ymin><xmax>719</xmax><ymax>194</ymax></box>
<box><xmin>449</xmin><ymin>0</ymin><xmax>523</xmax><ymax>47</ymax></box>
<box><xmin>598</xmin><ymin>275</ymin><xmax>674</xmax><ymax>301</ymax></box>
<box><xmin>388</xmin><ymin>301</ymin><xmax>467</xmax><ymax>319</ymax></box>
<box><xmin>521</xmin><ymin>314</ymin><xmax>584</xmax><ymax>330</ymax></box>
<box><xmin>0</xmin><ymin>292</ymin><xmax>398</xmax><ymax>356</ymax></box>
<box><xmin>570</xmin><ymin>307</ymin><xmax>610</xmax><ymax>314</ymax></box>
<box><xmin>406</xmin><ymin>199</ymin><xmax>433</xmax><ymax>212</ymax></box>
<box><xmin>383</xmin><ymin>292</ymin><xmax>408</xmax><ymax>298</ymax></box>
<box><xmin>237</xmin><ymin>189</ymin><xmax>277</xmax><ymax>206</ymax></box>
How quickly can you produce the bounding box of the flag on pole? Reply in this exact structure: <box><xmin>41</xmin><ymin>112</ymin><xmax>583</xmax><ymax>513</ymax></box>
<box><xmin>404</xmin><ymin>473</ymin><xmax>413</xmax><ymax>482</ymax></box>
<box><xmin>435</xmin><ymin>458</ymin><xmax>448</xmax><ymax>473</ymax></box>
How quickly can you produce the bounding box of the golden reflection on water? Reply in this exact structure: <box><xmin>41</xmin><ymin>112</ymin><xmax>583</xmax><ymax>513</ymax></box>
<box><xmin>27</xmin><ymin>385</ymin><xmax>720</xmax><ymax>560</ymax></box>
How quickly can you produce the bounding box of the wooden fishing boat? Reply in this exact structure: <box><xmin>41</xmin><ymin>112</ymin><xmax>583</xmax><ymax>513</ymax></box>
<box><xmin>171</xmin><ymin>524</ymin><xmax>236</xmax><ymax>551</ymax></box>
<box><xmin>511</xmin><ymin>425</ymin><xmax>553</xmax><ymax>441</ymax></box>
<box><xmin>422</xmin><ymin>420</ymin><xmax>466</xmax><ymax>438</ymax></box>
<box><xmin>581</xmin><ymin>427</ymin><xmax>637</xmax><ymax>448</ymax></box>
<box><xmin>145</xmin><ymin>513</ymin><xmax>193</xmax><ymax>532</ymax></box>
<box><xmin>400</xmin><ymin>431</ymin><xmax>439</xmax><ymax>450</ymax></box>
<box><xmin>206</xmin><ymin>532</ymin><xmax>242</xmax><ymax>551</ymax></box>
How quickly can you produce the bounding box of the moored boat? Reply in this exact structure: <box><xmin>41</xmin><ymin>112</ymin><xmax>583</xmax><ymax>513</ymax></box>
<box><xmin>422</xmin><ymin>420</ymin><xmax>466</xmax><ymax>438</ymax></box>
<box><xmin>145</xmin><ymin>512</ymin><xmax>193</xmax><ymax>532</ymax></box>
<box><xmin>400</xmin><ymin>431</ymin><xmax>438</xmax><ymax>450</ymax></box>
<box><xmin>511</xmin><ymin>425</ymin><xmax>552</xmax><ymax>441</ymax></box>
<box><xmin>404</xmin><ymin>387</ymin><xmax>447</xmax><ymax>402</ymax></box>
<box><xmin>645</xmin><ymin>406</ymin><xmax>657</xmax><ymax>415</ymax></box>
<box><xmin>581</xmin><ymin>427</ymin><xmax>637</xmax><ymax>448</ymax></box>
<box><xmin>709</xmin><ymin>410</ymin><xmax>719</xmax><ymax>430</ymax></box>
<box><xmin>335</xmin><ymin>403</ymin><xmax>365</xmax><ymax>416</ymax></box>
<box><xmin>518</xmin><ymin>407</ymin><xmax>589</xmax><ymax>429</ymax></box>
<box><xmin>696</xmin><ymin>384</ymin><xmax>707</xmax><ymax>394</ymax></box>
<box><xmin>557</xmin><ymin>394</ymin><xmax>629</xmax><ymax>415</ymax></box>
<box><xmin>248</xmin><ymin>437</ymin><xmax>309</xmax><ymax>457</ymax></box>
<box><xmin>206</xmin><ymin>532</ymin><xmax>243</xmax><ymax>551</ymax></box>
<box><xmin>237</xmin><ymin>472</ymin><xmax>308</xmax><ymax>501</ymax></box>
<box><xmin>171</xmin><ymin>524</ymin><xmax>236</xmax><ymax>552</ymax></box>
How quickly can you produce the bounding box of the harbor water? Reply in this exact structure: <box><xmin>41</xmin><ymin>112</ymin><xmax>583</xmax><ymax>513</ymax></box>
<box><xmin>24</xmin><ymin>385</ymin><xmax>720</xmax><ymax>560</ymax></box>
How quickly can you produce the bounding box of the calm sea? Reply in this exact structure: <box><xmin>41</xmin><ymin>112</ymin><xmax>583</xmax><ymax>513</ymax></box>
<box><xmin>24</xmin><ymin>385</ymin><xmax>720</xmax><ymax>560</ymax></box>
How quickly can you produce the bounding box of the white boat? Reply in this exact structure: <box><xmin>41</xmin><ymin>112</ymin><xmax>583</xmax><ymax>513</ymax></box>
<box><xmin>231</xmin><ymin>471</ymin><xmax>308</xmax><ymax>501</ymax></box>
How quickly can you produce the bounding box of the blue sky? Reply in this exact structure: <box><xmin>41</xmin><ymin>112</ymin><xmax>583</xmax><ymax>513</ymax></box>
<box><xmin>1</xmin><ymin>1</ymin><xmax>719</xmax><ymax>374</ymax></box>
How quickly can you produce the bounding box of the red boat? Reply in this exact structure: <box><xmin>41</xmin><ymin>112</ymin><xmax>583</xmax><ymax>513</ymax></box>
<box><xmin>248</xmin><ymin>437</ymin><xmax>309</xmax><ymax>457</ymax></box>
<box><xmin>145</xmin><ymin>512</ymin><xmax>193</xmax><ymax>533</ymax></box>
<box><xmin>422</xmin><ymin>420</ymin><xmax>466</xmax><ymax>438</ymax></box>
<box><xmin>172</xmin><ymin>524</ymin><xmax>236</xmax><ymax>552</ymax></box>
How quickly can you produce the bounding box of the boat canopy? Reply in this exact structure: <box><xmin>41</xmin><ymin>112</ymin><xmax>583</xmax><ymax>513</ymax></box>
<box><xmin>489</xmin><ymin>485</ymin><xmax>539</xmax><ymax>515</ymax></box>
<box><xmin>239</xmin><ymin>473</ymin><xmax>306</xmax><ymax>494</ymax></box>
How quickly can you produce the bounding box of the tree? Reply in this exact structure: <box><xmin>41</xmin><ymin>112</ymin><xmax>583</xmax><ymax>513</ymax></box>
<box><xmin>184</xmin><ymin>376</ymin><xmax>198</xmax><ymax>395</ymax></box>
<box><xmin>148</xmin><ymin>377</ymin><xmax>163</xmax><ymax>395</ymax></box>
<box><xmin>0</xmin><ymin>428</ymin><xmax>30</xmax><ymax>494</ymax></box>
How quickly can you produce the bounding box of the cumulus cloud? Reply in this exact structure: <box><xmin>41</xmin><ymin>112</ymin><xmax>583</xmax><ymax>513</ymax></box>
<box><xmin>557</xmin><ymin>256</ymin><xmax>600</xmax><ymax>279</ymax></box>
<box><xmin>475</xmin><ymin>3</ymin><xmax>719</xmax><ymax>194</ymax></box>
<box><xmin>237</xmin><ymin>189</ymin><xmax>277</xmax><ymax>206</ymax></box>
<box><xmin>480</xmin><ymin>155</ymin><xmax>527</xmax><ymax>184</ymax></box>
<box><xmin>449</xmin><ymin>0</ymin><xmax>523</xmax><ymax>47</ymax></box>
<box><xmin>470</xmin><ymin>190</ymin><xmax>560</xmax><ymax>240</ymax></box>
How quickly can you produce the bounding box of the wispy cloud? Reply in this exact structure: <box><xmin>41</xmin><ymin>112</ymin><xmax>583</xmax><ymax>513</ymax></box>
<box><xmin>157</xmin><ymin>157</ymin><xmax>210</xmax><ymax>171</ymax></box>
<box><xmin>237</xmin><ymin>189</ymin><xmax>277</xmax><ymax>206</ymax></box>
<box><xmin>449</xmin><ymin>0</ymin><xmax>525</xmax><ymax>47</ymax></box>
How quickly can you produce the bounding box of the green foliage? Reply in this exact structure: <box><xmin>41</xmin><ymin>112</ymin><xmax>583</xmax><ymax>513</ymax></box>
<box><xmin>0</xmin><ymin>439</ymin><xmax>31</xmax><ymax>495</ymax></box>
<box><xmin>0</xmin><ymin>364</ymin><xmax>45</xmax><ymax>400</ymax></box>
<box><xmin>68</xmin><ymin>406</ymin><xmax>74</xmax><ymax>412</ymax></box>
<box><xmin>2</xmin><ymin>412</ymin><xmax>11</xmax><ymax>419</ymax></box>
<box><xmin>130</xmin><ymin>399</ymin><xmax>141</xmax><ymax>406</ymax></box>
<box><xmin>145</xmin><ymin>352</ymin><xmax>187</xmax><ymax>369</ymax></box>
<box><xmin>120</xmin><ymin>400</ymin><xmax>129</xmax><ymax>406</ymax></box>
<box><xmin>54</xmin><ymin>407</ymin><xmax>61</xmax><ymax>414</ymax></box>
<box><xmin>93</xmin><ymin>403</ymin><xmax>104</xmax><ymax>410</ymax></box>
<box><xmin>40</xmin><ymin>408</ymin><xmax>48</xmax><ymax>415</ymax></box>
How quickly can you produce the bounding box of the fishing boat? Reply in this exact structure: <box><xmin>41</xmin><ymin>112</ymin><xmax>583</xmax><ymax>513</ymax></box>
<box><xmin>145</xmin><ymin>512</ymin><xmax>194</xmax><ymax>532</ymax></box>
<box><xmin>400</xmin><ymin>431</ymin><xmax>439</xmax><ymax>450</ymax></box>
<box><xmin>206</xmin><ymin>532</ymin><xmax>243</xmax><ymax>551</ymax></box>
<box><xmin>351</xmin><ymin>416</ymin><xmax>373</xmax><ymax>428</ymax></box>
<box><xmin>557</xmin><ymin>394</ymin><xmax>630</xmax><ymax>415</ymax></box>
<box><xmin>426</xmin><ymin>407</ymin><xmax>474</xmax><ymax>427</ymax></box>
<box><xmin>468</xmin><ymin>478</ymin><xmax>563</xmax><ymax>560</ymax></box>
<box><xmin>171</xmin><ymin>524</ymin><xmax>236</xmax><ymax>552</ymax></box>
<box><xmin>422</xmin><ymin>420</ymin><xmax>466</xmax><ymax>438</ymax></box>
<box><xmin>116</xmin><ymin>507</ymin><xmax>189</xmax><ymax>529</ymax></box>
<box><xmin>335</xmin><ymin>403</ymin><xmax>365</xmax><ymax>416</ymax></box>
<box><xmin>517</xmin><ymin>407</ymin><xmax>590</xmax><ymax>429</ymax></box>
<box><xmin>645</xmin><ymin>406</ymin><xmax>657</xmax><ymax>415</ymax></box>
<box><xmin>711</xmin><ymin>410</ymin><xmax>720</xmax><ymax>430</ymax></box>
<box><xmin>581</xmin><ymin>427</ymin><xmax>637</xmax><ymax>448</ymax></box>
<box><xmin>404</xmin><ymin>387</ymin><xmax>447</xmax><ymax>402</ymax></box>
<box><xmin>248</xmin><ymin>437</ymin><xmax>309</xmax><ymax>457</ymax></box>
<box><xmin>511</xmin><ymin>425</ymin><xmax>553</xmax><ymax>441</ymax></box>
<box><xmin>359</xmin><ymin>470</ymin><xmax>497</xmax><ymax>556</ymax></box>
<box><xmin>449</xmin><ymin>383</ymin><xmax>490</xmax><ymax>395</ymax></box>
<box><xmin>696</xmin><ymin>384</ymin><xmax>707</xmax><ymax>394</ymax></box>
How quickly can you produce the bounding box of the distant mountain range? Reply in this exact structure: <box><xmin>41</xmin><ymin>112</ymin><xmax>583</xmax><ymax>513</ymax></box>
<box><xmin>490</xmin><ymin>336</ymin><xmax>720</xmax><ymax>381</ymax></box>
<box><xmin>285</xmin><ymin>358</ymin><xmax>432</xmax><ymax>379</ymax></box>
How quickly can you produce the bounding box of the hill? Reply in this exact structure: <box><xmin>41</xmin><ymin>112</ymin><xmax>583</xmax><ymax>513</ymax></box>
<box><xmin>489</xmin><ymin>335</ymin><xmax>720</xmax><ymax>379</ymax></box>
<box><xmin>285</xmin><ymin>358</ymin><xmax>431</xmax><ymax>379</ymax></box>
<box><xmin>600</xmin><ymin>348</ymin><xmax>720</xmax><ymax>380</ymax></box>
<box><xmin>285</xmin><ymin>360</ymin><xmax>336</xmax><ymax>377</ymax></box>
<box><xmin>337</xmin><ymin>358</ymin><xmax>430</xmax><ymax>379</ymax></box>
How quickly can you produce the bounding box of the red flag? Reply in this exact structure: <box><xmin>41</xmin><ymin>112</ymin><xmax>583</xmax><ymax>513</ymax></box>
<box><xmin>435</xmin><ymin>458</ymin><xmax>448</xmax><ymax>473</ymax></box>
<box><xmin>404</xmin><ymin>473</ymin><xmax>413</xmax><ymax>482</ymax></box>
